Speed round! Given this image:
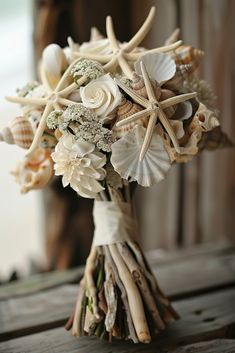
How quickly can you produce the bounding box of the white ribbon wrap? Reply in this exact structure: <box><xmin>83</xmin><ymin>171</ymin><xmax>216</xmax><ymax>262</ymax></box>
<box><xmin>92</xmin><ymin>200</ymin><xmax>136</xmax><ymax>246</ymax></box>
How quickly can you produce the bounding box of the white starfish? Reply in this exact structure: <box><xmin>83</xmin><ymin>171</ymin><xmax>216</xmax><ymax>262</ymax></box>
<box><xmin>72</xmin><ymin>6</ymin><xmax>182</xmax><ymax>79</ymax></box>
<box><xmin>5</xmin><ymin>6</ymin><xmax>182</xmax><ymax>156</ymax></box>
<box><xmin>5</xmin><ymin>59</ymin><xmax>87</xmax><ymax>156</ymax></box>
<box><xmin>115</xmin><ymin>61</ymin><xmax>197</xmax><ymax>161</ymax></box>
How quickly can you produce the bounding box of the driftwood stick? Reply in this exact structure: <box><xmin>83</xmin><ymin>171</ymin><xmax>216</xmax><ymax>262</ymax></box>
<box><xmin>109</xmin><ymin>243</ymin><xmax>151</xmax><ymax>343</ymax></box>
<box><xmin>117</xmin><ymin>242</ymin><xmax>166</xmax><ymax>331</ymax></box>
<box><xmin>103</xmin><ymin>245</ymin><xmax>138</xmax><ymax>343</ymax></box>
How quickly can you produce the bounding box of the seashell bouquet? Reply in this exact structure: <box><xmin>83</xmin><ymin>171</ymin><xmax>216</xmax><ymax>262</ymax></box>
<box><xmin>1</xmin><ymin>6</ymin><xmax>231</xmax><ymax>344</ymax></box>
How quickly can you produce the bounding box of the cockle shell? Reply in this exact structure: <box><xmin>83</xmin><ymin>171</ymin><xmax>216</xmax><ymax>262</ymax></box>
<box><xmin>135</xmin><ymin>52</ymin><xmax>176</xmax><ymax>84</ymax></box>
<box><xmin>0</xmin><ymin>116</ymin><xmax>34</xmax><ymax>149</ymax></box>
<box><xmin>160</xmin><ymin>89</ymin><xmax>176</xmax><ymax>118</ymax></box>
<box><xmin>112</xmin><ymin>97</ymin><xmax>145</xmax><ymax>138</ymax></box>
<box><xmin>12</xmin><ymin>148</ymin><xmax>54</xmax><ymax>194</ymax></box>
<box><xmin>131</xmin><ymin>73</ymin><xmax>161</xmax><ymax>100</ymax></box>
<box><xmin>111</xmin><ymin>125</ymin><xmax>172</xmax><ymax>187</ymax></box>
<box><xmin>174</xmin><ymin>45</ymin><xmax>204</xmax><ymax>73</ymax></box>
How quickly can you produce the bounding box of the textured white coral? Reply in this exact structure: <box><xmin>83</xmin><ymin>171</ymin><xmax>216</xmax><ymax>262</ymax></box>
<box><xmin>51</xmin><ymin>134</ymin><xmax>106</xmax><ymax>198</ymax></box>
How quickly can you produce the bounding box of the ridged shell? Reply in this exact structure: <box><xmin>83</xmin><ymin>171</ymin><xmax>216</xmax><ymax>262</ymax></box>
<box><xmin>12</xmin><ymin>148</ymin><xmax>54</xmax><ymax>194</ymax></box>
<box><xmin>111</xmin><ymin>125</ymin><xmax>172</xmax><ymax>187</ymax></box>
<box><xmin>174</xmin><ymin>45</ymin><xmax>204</xmax><ymax>73</ymax></box>
<box><xmin>131</xmin><ymin>74</ymin><xmax>161</xmax><ymax>100</ymax></box>
<box><xmin>0</xmin><ymin>116</ymin><xmax>34</xmax><ymax>149</ymax></box>
<box><xmin>160</xmin><ymin>89</ymin><xmax>176</xmax><ymax>118</ymax></box>
<box><xmin>112</xmin><ymin>97</ymin><xmax>145</xmax><ymax>138</ymax></box>
<box><xmin>135</xmin><ymin>52</ymin><xmax>176</xmax><ymax>84</ymax></box>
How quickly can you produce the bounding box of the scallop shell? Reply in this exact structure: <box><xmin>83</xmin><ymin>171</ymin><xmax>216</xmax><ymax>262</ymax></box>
<box><xmin>0</xmin><ymin>116</ymin><xmax>34</xmax><ymax>149</ymax></box>
<box><xmin>160</xmin><ymin>89</ymin><xmax>176</xmax><ymax>118</ymax></box>
<box><xmin>112</xmin><ymin>97</ymin><xmax>145</xmax><ymax>138</ymax></box>
<box><xmin>111</xmin><ymin>125</ymin><xmax>172</xmax><ymax>187</ymax></box>
<box><xmin>174</xmin><ymin>45</ymin><xmax>204</xmax><ymax>73</ymax></box>
<box><xmin>12</xmin><ymin>148</ymin><xmax>54</xmax><ymax>193</ymax></box>
<box><xmin>131</xmin><ymin>73</ymin><xmax>161</xmax><ymax>100</ymax></box>
<box><xmin>135</xmin><ymin>52</ymin><xmax>176</xmax><ymax>84</ymax></box>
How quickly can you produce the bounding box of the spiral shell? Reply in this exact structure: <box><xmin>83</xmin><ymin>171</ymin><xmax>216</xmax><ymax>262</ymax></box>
<box><xmin>0</xmin><ymin>116</ymin><xmax>34</xmax><ymax>149</ymax></box>
<box><xmin>195</xmin><ymin>103</ymin><xmax>220</xmax><ymax>132</ymax></box>
<box><xmin>112</xmin><ymin>97</ymin><xmax>145</xmax><ymax>138</ymax></box>
<box><xmin>174</xmin><ymin>45</ymin><xmax>204</xmax><ymax>73</ymax></box>
<box><xmin>165</xmin><ymin>64</ymin><xmax>192</xmax><ymax>90</ymax></box>
<box><xmin>131</xmin><ymin>74</ymin><xmax>161</xmax><ymax>100</ymax></box>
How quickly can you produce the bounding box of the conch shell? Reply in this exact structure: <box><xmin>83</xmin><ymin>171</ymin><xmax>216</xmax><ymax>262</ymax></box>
<box><xmin>131</xmin><ymin>73</ymin><xmax>161</xmax><ymax>100</ymax></box>
<box><xmin>0</xmin><ymin>116</ymin><xmax>34</xmax><ymax>149</ymax></box>
<box><xmin>111</xmin><ymin>125</ymin><xmax>172</xmax><ymax>186</ymax></box>
<box><xmin>112</xmin><ymin>97</ymin><xmax>145</xmax><ymax>138</ymax></box>
<box><xmin>174</xmin><ymin>45</ymin><xmax>204</xmax><ymax>73</ymax></box>
<box><xmin>12</xmin><ymin>148</ymin><xmax>54</xmax><ymax>193</ymax></box>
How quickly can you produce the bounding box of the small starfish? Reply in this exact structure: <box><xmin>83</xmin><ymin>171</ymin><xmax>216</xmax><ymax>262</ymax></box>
<box><xmin>5</xmin><ymin>59</ymin><xmax>87</xmax><ymax>156</ymax></box>
<box><xmin>72</xmin><ymin>6</ymin><xmax>182</xmax><ymax>79</ymax></box>
<box><xmin>115</xmin><ymin>61</ymin><xmax>197</xmax><ymax>161</ymax></box>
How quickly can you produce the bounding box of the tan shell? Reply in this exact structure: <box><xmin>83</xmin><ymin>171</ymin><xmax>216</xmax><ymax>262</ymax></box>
<box><xmin>160</xmin><ymin>89</ymin><xmax>176</xmax><ymax>118</ymax></box>
<box><xmin>195</xmin><ymin>103</ymin><xmax>220</xmax><ymax>132</ymax></box>
<box><xmin>164</xmin><ymin>64</ymin><xmax>192</xmax><ymax>90</ymax></box>
<box><xmin>174</xmin><ymin>45</ymin><xmax>204</xmax><ymax>73</ymax></box>
<box><xmin>12</xmin><ymin>148</ymin><xmax>54</xmax><ymax>193</ymax></box>
<box><xmin>0</xmin><ymin>116</ymin><xmax>34</xmax><ymax>149</ymax></box>
<box><xmin>131</xmin><ymin>73</ymin><xmax>161</xmax><ymax>100</ymax></box>
<box><xmin>112</xmin><ymin>97</ymin><xmax>146</xmax><ymax>138</ymax></box>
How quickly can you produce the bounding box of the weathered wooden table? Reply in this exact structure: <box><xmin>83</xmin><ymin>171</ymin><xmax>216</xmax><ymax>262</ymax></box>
<box><xmin>0</xmin><ymin>241</ymin><xmax>235</xmax><ymax>352</ymax></box>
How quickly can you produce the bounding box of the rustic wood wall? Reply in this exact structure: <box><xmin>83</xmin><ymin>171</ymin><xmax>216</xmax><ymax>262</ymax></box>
<box><xmin>34</xmin><ymin>0</ymin><xmax>235</xmax><ymax>269</ymax></box>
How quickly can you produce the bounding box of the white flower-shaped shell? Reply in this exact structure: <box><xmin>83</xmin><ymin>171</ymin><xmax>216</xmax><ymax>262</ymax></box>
<box><xmin>80</xmin><ymin>74</ymin><xmax>122</xmax><ymax>120</ymax></box>
<box><xmin>111</xmin><ymin>125</ymin><xmax>172</xmax><ymax>187</ymax></box>
<box><xmin>51</xmin><ymin>134</ymin><xmax>106</xmax><ymax>198</ymax></box>
<box><xmin>135</xmin><ymin>52</ymin><xmax>176</xmax><ymax>84</ymax></box>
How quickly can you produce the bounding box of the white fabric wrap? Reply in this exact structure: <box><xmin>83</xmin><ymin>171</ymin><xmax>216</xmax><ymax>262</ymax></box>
<box><xmin>92</xmin><ymin>200</ymin><xmax>136</xmax><ymax>246</ymax></box>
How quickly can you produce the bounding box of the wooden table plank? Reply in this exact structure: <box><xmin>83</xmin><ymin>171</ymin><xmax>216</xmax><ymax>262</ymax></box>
<box><xmin>168</xmin><ymin>339</ymin><xmax>235</xmax><ymax>353</ymax></box>
<box><xmin>0</xmin><ymin>241</ymin><xmax>233</xmax><ymax>300</ymax></box>
<box><xmin>1</xmin><ymin>287</ymin><xmax>235</xmax><ymax>352</ymax></box>
<box><xmin>1</xmin><ymin>251</ymin><xmax>235</xmax><ymax>342</ymax></box>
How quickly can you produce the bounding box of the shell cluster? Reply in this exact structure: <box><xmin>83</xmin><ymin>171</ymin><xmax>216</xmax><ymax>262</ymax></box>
<box><xmin>1</xmin><ymin>8</ymin><xmax>226</xmax><ymax>195</ymax></box>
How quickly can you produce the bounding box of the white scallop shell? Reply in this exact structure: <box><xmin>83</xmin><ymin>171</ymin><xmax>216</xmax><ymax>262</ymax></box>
<box><xmin>135</xmin><ymin>53</ymin><xmax>176</xmax><ymax>84</ymax></box>
<box><xmin>111</xmin><ymin>125</ymin><xmax>171</xmax><ymax>187</ymax></box>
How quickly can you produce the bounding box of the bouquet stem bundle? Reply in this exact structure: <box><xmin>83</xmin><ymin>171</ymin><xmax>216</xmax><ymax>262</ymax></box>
<box><xmin>66</xmin><ymin>185</ymin><xmax>179</xmax><ymax>343</ymax></box>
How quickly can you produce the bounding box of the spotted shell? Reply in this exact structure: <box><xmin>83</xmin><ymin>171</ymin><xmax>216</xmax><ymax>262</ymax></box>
<box><xmin>131</xmin><ymin>73</ymin><xmax>161</xmax><ymax>100</ymax></box>
<box><xmin>174</xmin><ymin>45</ymin><xmax>204</xmax><ymax>73</ymax></box>
<box><xmin>160</xmin><ymin>89</ymin><xmax>176</xmax><ymax>118</ymax></box>
<box><xmin>112</xmin><ymin>97</ymin><xmax>146</xmax><ymax>138</ymax></box>
<box><xmin>0</xmin><ymin>116</ymin><xmax>34</xmax><ymax>149</ymax></box>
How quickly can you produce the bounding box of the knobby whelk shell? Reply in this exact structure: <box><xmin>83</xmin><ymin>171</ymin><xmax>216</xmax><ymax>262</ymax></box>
<box><xmin>111</xmin><ymin>125</ymin><xmax>172</xmax><ymax>187</ymax></box>
<box><xmin>12</xmin><ymin>148</ymin><xmax>54</xmax><ymax>194</ymax></box>
<box><xmin>174</xmin><ymin>45</ymin><xmax>204</xmax><ymax>73</ymax></box>
<box><xmin>0</xmin><ymin>116</ymin><xmax>34</xmax><ymax>149</ymax></box>
<box><xmin>112</xmin><ymin>97</ymin><xmax>145</xmax><ymax>138</ymax></box>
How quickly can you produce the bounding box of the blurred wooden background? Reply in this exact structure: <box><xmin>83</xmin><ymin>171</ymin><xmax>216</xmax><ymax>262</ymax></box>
<box><xmin>33</xmin><ymin>0</ymin><xmax>235</xmax><ymax>270</ymax></box>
